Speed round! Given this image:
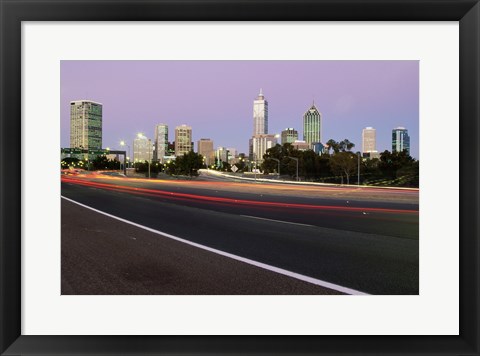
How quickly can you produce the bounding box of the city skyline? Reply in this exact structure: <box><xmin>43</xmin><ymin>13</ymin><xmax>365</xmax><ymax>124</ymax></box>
<box><xmin>61</xmin><ymin>60</ymin><xmax>419</xmax><ymax>158</ymax></box>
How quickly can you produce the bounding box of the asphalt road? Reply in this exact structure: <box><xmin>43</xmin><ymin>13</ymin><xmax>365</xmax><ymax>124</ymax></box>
<box><xmin>62</xmin><ymin>199</ymin><xmax>343</xmax><ymax>295</ymax></box>
<box><xmin>61</xmin><ymin>173</ymin><xmax>419</xmax><ymax>295</ymax></box>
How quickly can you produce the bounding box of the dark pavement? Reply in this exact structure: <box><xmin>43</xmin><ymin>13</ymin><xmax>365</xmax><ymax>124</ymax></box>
<box><xmin>61</xmin><ymin>175</ymin><xmax>419</xmax><ymax>295</ymax></box>
<box><xmin>62</xmin><ymin>199</ymin><xmax>343</xmax><ymax>295</ymax></box>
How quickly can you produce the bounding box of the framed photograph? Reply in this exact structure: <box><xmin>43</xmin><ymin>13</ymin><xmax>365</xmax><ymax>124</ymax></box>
<box><xmin>1</xmin><ymin>0</ymin><xmax>479</xmax><ymax>355</ymax></box>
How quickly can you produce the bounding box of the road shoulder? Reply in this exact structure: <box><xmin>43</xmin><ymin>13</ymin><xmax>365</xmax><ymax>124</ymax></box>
<box><xmin>62</xmin><ymin>199</ymin><xmax>343</xmax><ymax>295</ymax></box>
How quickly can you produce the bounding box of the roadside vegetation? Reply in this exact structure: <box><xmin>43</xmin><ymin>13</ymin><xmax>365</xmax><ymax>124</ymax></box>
<box><xmin>61</xmin><ymin>140</ymin><xmax>419</xmax><ymax>187</ymax></box>
<box><xmin>260</xmin><ymin>141</ymin><xmax>418</xmax><ymax>187</ymax></box>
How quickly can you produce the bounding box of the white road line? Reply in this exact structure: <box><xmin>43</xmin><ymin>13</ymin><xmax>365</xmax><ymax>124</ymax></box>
<box><xmin>240</xmin><ymin>215</ymin><xmax>314</xmax><ymax>227</ymax></box>
<box><xmin>61</xmin><ymin>196</ymin><xmax>369</xmax><ymax>296</ymax></box>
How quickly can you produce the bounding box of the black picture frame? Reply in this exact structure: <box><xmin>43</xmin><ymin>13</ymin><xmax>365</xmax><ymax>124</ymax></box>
<box><xmin>1</xmin><ymin>0</ymin><xmax>479</xmax><ymax>355</ymax></box>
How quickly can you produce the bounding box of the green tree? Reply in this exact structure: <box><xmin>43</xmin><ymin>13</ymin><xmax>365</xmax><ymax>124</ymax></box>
<box><xmin>378</xmin><ymin>150</ymin><xmax>414</xmax><ymax>179</ymax></box>
<box><xmin>315</xmin><ymin>155</ymin><xmax>333</xmax><ymax>182</ymax></box>
<box><xmin>221</xmin><ymin>161</ymin><xmax>232</xmax><ymax>172</ymax></box>
<box><xmin>329</xmin><ymin>151</ymin><xmax>357</xmax><ymax>184</ymax></box>
<box><xmin>262</xmin><ymin>143</ymin><xmax>295</xmax><ymax>176</ymax></box>
<box><xmin>134</xmin><ymin>161</ymin><xmax>148</xmax><ymax>173</ymax></box>
<box><xmin>378</xmin><ymin>150</ymin><xmax>418</xmax><ymax>187</ymax></box>
<box><xmin>339</xmin><ymin>139</ymin><xmax>355</xmax><ymax>152</ymax></box>
<box><xmin>326</xmin><ymin>139</ymin><xmax>340</xmax><ymax>154</ymax></box>
<box><xmin>302</xmin><ymin>150</ymin><xmax>317</xmax><ymax>180</ymax></box>
<box><xmin>164</xmin><ymin>160</ymin><xmax>177</xmax><ymax>175</ymax></box>
<box><xmin>61</xmin><ymin>157</ymin><xmax>80</xmax><ymax>169</ymax></box>
<box><xmin>171</xmin><ymin>151</ymin><xmax>204</xmax><ymax>177</ymax></box>
<box><xmin>233</xmin><ymin>159</ymin><xmax>246</xmax><ymax>172</ymax></box>
<box><xmin>362</xmin><ymin>157</ymin><xmax>382</xmax><ymax>184</ymax></box>
<box><xmin>91</xmin><ymin>155</ymin><xmax>111</xmax><ymax>170</ymax></box>
<box><xmin>396</xmin><ymin>160</ymin><xmax>419</xmax><ymax>187</ymax></box>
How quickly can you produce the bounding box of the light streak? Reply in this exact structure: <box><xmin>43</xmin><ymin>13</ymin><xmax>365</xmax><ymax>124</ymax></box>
<box><xmin>64</xmin><ymin>173</ymin><xmax>419</xmax><ymax>195</ymax></box>
<box><xmin>61</xmin><ymin>176</ymin><xmax>418</xmax><ymax>214</ymax></box>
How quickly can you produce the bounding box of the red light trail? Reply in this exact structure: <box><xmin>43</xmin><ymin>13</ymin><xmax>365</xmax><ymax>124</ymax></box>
<box><xmin>61</xmin><ymin>176</ymin><xmax>418</xmax><ymax>215</ymax></box>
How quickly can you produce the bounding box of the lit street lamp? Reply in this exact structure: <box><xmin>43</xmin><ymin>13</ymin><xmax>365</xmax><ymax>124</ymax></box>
<box><xmin>120</xmin><ymin>140</ymin><xmax>131</xmax><ymax>169</ymax></box>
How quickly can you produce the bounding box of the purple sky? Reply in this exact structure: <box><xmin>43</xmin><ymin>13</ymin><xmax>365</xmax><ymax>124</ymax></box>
<box><xmin>61</xmin><ymin>60</ymin><xmax>419</xmax><ymax>158</ymax></box>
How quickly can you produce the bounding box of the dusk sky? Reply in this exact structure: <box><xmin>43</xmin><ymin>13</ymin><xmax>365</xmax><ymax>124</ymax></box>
<box><xmin>61</xmin><ymin>60</ymin><xmax>419</xmax><ymax>158</ymax></box>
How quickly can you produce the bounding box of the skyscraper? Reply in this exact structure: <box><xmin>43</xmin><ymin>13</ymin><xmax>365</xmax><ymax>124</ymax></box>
<box><xmin>251</xmin><ymin>134</ymin><xmax>277</xmax><ymax>162</ymax></box>
<box><xmin>154</xmin><ymin>124</ymin><xmax>168</xmax><ymax>163</ymax></box>
<box><xmin>362</xmin><ymin>127</ymin><xmax>377</xmax><ymax>156</ymax></box>
<box><xmin>253</xmin><ymin>88</ymin><xmax>268</xmax><ymax>135</ymax></box>
<box><xmin>281</xmin><ymin>128</ymin><xmax>298</xmax><ymax>145</ymax></box>
<box><xmin>227</xmin><ymin>147</ymin><xmax>237</xmax><ymax>162</ymax></box>
<box><xmin>392</xmin><ymin>127</ymin><xmax>410</xmax><ymax>155</ymax></box>
<box><xmin>215</xmin><ymin>147</ymin><xmax>228</xmax><ymax>165</ymax></box>
<box><xmin>250</xmin><ymin>89</ymin><xmax>272</xmax><ymax>162</ymax></box>
<box><xmin>303</xmin><ymin>102</ymin><xmax>321</xmax><ymax>147</ymax></box>
<box><xmin>175</xmin><ymin>124</ymin><xmax>193</xmax><ymax>156</ymax></box>
<box><xmin>70</xmin><ymin>100</ymin><xmax>102</xmax><ymax>150</ymax></box>
<box><xmin>197</xmin><ymin>138</ymin><xmax>214</xmax><ymax>166</ymax></box>
<box><xmin>133</xmin><ymin>133</ymin><xmax>153</xmax><ymax>163</ymax></box>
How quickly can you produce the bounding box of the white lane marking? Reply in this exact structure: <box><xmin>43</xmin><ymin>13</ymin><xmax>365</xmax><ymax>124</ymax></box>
<box><xmin>61</xmin><ymin>196</ymin><xmax>369</xmax><ymax>296</ymax></box>
<box><xmin>241</xmin><ymin>215</ymin><xmax>314</xmax><ymax>227</ymax></box>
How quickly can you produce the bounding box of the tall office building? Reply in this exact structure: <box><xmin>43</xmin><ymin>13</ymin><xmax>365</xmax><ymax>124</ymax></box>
<box><xmin>253</xmin><ymin>88</ymin><xmax>268</xmax><ymax>135</ymax></box>
<box><xmin>216</xmin><ymin>147</ymin><xmax>228</xmax><ymax>164</ymax></box>
<box><xmin>227</xmin><ymin>147</ymin><xmax>237</xmax><ymax>161</ymax></box>
<box><xmin>281</xmin><ymin>128</ymin><xmax>298</xmax><ymax>145</ymax></box>
<box><xmin>154</xmin><ymin>124</ymin><xmax>168</xmax><ymax>163</ymax></box>
<box><xmin>70</xmin><ymin>100</ymin><xmax>103</xmax><ymax>150</ymax></box>
<box><xmin>303</xmin><ymin>102</ymin><xmax>322</xmax><ymax>147</ymax></box>
<box><xmin>175</xmin><ymin>124</ymin><xmax>193</xmax><ymax>156</ymax></box>
<box><xmin>362</xmin><ymin>127</ymin><xmax>377</xmax><ymax>155</ymax></box>
<box><xmin>392</xmin><ymin>127</ymin><xmax>410</xmax><ymax>155</ymax></box>
<box><xmin>197</xmin><ymin>138</ymin><xmax>214</xmax><ymax>166</ymax></box>
<box><xmin>250</xmin><ymin>89</ymin><xmax>272</xmax><ymax>161</ymax></box>
<box><xmin>250</xmin><ymin>134</ymin><xmax>277</xmax><ymax>162</ymax></box>
<box><xmin>133</xmin><ymin>133</ymin><xmax>153</xmax><ymax>163</ymax></box>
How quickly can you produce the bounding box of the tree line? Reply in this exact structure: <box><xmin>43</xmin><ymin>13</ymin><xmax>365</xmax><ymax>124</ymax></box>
<box><xmin>61</xmin><ymin>156</ymin><xmax>122</xmax><ymax>171</ymax></box>
<box><xmin>261</xmin><ymin>140</ymin><xmax>418</xmax><ymax>187</ymax></box>
<box><xmin>61</xmin><ymin>138</ymin><xmax>419</xmax><ymax>187</ymax></box>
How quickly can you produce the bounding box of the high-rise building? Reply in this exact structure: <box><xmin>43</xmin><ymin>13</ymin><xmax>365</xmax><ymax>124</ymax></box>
<box><xmin>250</xmin><ymin>134</ymin><xmax>277</xmax><ymax>162</ymax></box>
<box><xmin>227</xmin><ymin>147</ymin><xmax>237</xmax><ymax>163</ymax></box>
<box><xmin>281</xmin><ymin>128</ymin><xmax>298</xmax><ymax>145</ymax></box>
<box><xmin>303</xmin><ymin>102</ymin><xmax>321</xmax><ymax>147</ymax></box>
<box><xmin>253</xmin><ymin>88</ymin><xmax>268</xmax><ymax>135</ymax></box>
<box><xmin>154</xmin><ymin>124</ymin><xmax>168</xmax><ymax>163</ymax></box>
<box><xmin>392</xmin><ymin>127</ymin><xmax>410</xmax><ymax>155</ymax></box>
<box><xmin>215</xmin><ymin>146</ymin><xmax>228</xmax><ymax>165</ymax></box>
<box><xmin>175</xmin><ymin>124</ymin><xmax>193</xmax><ymax>156</ymax></box>
<box><xmin>133</xmin><ymin>133</ymin><xmax>153</xmax><ymax>163</ymax></box>
<box><xmin>70</xmin><ymin>100</ymin><xmax>103</xmax><ymax>150</ymax></box>
<box><xmin>197</xmin><ymin>138</ymin><xmax>214</xmax><ymax>166</ymax></box>
<box><xmin>251</xmin><ymin>89</ymin><xmax>272</xmax><ymax>161</ymax></box>
<box><xmin>362</xmin><ymin>127</ymin><xmax>378</xmax><ymax>158</ymax></box>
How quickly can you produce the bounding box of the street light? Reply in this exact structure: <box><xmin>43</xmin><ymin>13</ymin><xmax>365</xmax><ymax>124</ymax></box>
<box><xmin>120</xmin><ymin>140</ymin><xmax>130</xmax><ymax>169</ymax></box>
<box><xmin>287</xmin><ymin>156</ymin><xmax>299</xmax><ymax>181</ymax></box>
<box><xmin>357</xmin><ymin>152</ymin><xmax>361</xmax><ymax>185</ymax></box>
<box><xmin>147</xmin><ymin>143</ymin><xmax>155</xmax><ymax>178</ymax></box>
<box><xmin>269</xmin><ymin>158</ymin><xmax>280</xmax><ymax>177</ymax></box>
